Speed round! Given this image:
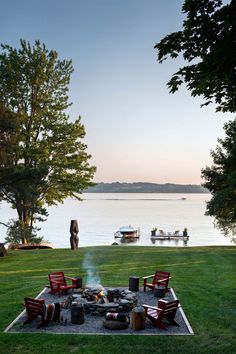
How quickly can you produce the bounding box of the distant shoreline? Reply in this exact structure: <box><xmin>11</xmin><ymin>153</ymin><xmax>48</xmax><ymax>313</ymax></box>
<box><xmin>86</xmin><ymin>182</ymin><xmax>208</xmax><ymax>194</ymax></box>
<box><xmin>86</xmin><ymin>191</ymin><xmax>208</xmax><ymax>194</ymax></box>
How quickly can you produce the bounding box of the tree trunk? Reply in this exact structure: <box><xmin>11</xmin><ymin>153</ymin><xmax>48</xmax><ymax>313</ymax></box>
<box><xmin>16</xmin><ymin>200</ymin><xmax>30</xmax><ymax>244</ymax></box>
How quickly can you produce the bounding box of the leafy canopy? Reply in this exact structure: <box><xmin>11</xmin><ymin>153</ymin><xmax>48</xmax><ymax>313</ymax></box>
<box><xmin>155</xmin><ymin>0</ymin><xmax>236</xmax><ymax>112</ymax></box>
<box><xmin>155</xmin><ymin>0</ymin><xmax>236</xmax><ymax>237</ymax></box>
<box><xmin>202</xmin><ymin>120</ymin><xmax>236</xmax><ymax>238</ymax></box>
<box><xmin>0</xmin><ymin>40</ymin><xmax>95</xmax><ymax>242</ymax></box>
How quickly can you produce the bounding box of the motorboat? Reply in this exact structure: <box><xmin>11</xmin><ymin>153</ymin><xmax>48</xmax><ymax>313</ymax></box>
<box><xmin>114</xmin><ymin>226</ymin><xmax>140</xmax><ymax>240</ymax></box>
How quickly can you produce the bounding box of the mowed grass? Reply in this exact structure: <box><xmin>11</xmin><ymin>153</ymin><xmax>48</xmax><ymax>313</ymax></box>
<box><xmin>0</xmin><ymin>246</ymin><xmax>236</xmax><ymax>354</ymax></box>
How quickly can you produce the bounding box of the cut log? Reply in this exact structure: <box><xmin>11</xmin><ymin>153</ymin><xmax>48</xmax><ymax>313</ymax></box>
<box><xmin>74</xmin><ymin>276</ymin><xmax>83</xmax><ymax>288</ymax></box>
<box><xmin>129</xmin><ymin>276</ymin><xmax>139</xmax><ymax>291</ymax></box>
<box><xmin>154</xmin><ymin>285</ymin><xmax>166</xmax><ymax>298</ymax></box>
<box><xmin>71</xmin><ymin>303</ymin><xmax>84</xmax><ymax>324</ymax></box>
<box><xmin>131</xmin><ymin>306</ymin><xmax>145</xmax><ymax>330</ymax></box>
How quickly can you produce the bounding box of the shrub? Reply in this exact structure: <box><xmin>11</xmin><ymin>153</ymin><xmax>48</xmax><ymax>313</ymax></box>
<box><xmin>5</xmin><ymin>219</ymin><xmax>46</xmax><ymax>244</ymax></box>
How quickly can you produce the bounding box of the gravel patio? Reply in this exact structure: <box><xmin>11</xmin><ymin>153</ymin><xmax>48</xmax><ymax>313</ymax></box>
<box><xmin>5</xmin><ymin>287</ymin><xmax>193</xmax><ymax>336</ymax></box>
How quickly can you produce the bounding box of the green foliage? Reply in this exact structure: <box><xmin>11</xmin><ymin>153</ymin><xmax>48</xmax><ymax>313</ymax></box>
<box><xmin>0</xmin><ymin>40</ymin><xmax>95</xmax><ymax>242</ymax></box>
<box><xmin>155</xmin><ymin>1</ymin><xmax>236</xmax><ymax>238</ymax></box>
<box><xmin>5</xmin><ymin>219</ymin><xmax>46</xmax><ymax>245</ymax></box>
<box><xmin>202</xmin><ymin>119</ymin><xmax>236</xmax><ymax>238</ymax></box>
<box><xmin>155</xmin><ymin>0</ymin><xmax>236</xmax><ymax>113</ymax></box>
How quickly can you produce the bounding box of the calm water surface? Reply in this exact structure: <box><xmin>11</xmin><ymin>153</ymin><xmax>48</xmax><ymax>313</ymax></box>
<box><xmin>0</xmin><ymin>193</ymin><xmax>233</xmax><ymax>248</ymax></box>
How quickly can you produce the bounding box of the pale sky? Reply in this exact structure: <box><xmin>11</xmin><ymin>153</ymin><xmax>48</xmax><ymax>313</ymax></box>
<box><xmin>1</xmin><ymin>0</ymin><xmax>232</xmax><ymax>184</ymax></box>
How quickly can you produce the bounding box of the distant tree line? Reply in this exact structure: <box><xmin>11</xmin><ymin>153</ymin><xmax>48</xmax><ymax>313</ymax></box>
<box><xmin>86</xmin><ymin>182</ymin><xmax>208</xmax><ymax>193</ymax></box>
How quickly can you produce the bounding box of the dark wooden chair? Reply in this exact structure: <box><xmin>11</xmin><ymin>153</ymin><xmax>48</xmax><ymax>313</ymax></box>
<box><xmin>48</xmin><ymin>271</ymin><xmax>77</xmax><ymax>295</ymax></box>
<box><xmin>24</xmin><ymin>297</ymin><xmax>45</xmax><ymax>325</ymax></box>
<box><xmin>143</xmin><ymin>299</ymin><xmax>180</xmax><ymax>330</ymax></box>
<box><xmin>143</xmin><ymin>271</ymin><xmax>171</xmax><ymax>292</ymax></box>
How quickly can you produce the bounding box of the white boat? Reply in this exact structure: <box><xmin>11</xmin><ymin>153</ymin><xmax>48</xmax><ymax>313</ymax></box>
<box><xmin>114</xmin><ymin>226</ymin><xmax>140</xmax><ymax>240</ymax></box>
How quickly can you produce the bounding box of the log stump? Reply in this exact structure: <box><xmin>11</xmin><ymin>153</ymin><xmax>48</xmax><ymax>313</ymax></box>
<box><xmin>71</xmin><ymin>303</ymin><xmax>84</xmax><ymax>324</ymax></box>
<box><xmin>131</xmin><ymin>306</ymin><xmax>145</xmax><ymax>330</ymax></box>
<box><xmin>154</xmin><ymin>285</ymin><xmax>166</xmax><ymax>298</ymax></box>
<box><xmin>74</xmin><ymin>276</ymin><xmax>83</xmax><ymax>289</ymax></box>
<box><xmin>129</xmin><ymin>276</ymin><xmax>139</xmax><ymax>291</ymax></box>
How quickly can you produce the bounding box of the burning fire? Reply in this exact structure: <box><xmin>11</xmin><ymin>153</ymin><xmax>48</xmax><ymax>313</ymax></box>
<box><xmin>95</xmin><ymin>289</ymin><xmax>109</xmax><ymax>304</ymax></box>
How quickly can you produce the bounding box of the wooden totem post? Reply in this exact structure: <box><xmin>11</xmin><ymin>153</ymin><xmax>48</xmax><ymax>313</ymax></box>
<box><xmin>70</xmin><ymin>220</ymin><xmax>79</xmax><ymax>250</ymax></box>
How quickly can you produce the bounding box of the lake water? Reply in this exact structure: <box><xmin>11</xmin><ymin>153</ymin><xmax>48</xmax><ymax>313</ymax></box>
<box><xmin>0</xmin><ymin>193</ymin><xmax>233</xmax><ymax>248</ymax></box>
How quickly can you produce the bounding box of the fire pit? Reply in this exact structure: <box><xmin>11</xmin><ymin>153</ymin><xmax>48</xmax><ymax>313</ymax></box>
<box><xmin>6</xmin><ymin>286</ymin><xmax>193</xmax><ymax>335</ymax></box>
<box><xmin>62</xmin><ymin>285</ymin><xmax>138</xmax><ymax>315</ymax></box>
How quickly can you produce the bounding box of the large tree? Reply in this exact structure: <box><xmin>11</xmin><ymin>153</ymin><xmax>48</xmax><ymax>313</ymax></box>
<box><xmin>201</xmin><ymin>120</ymin><xmax>236</xmax><ymax>238</ymax></box>
<box><xmin>155</xmin><ymin>0</ymin><xmax>236</xmax><ymax>113</ymax></box>
<box><xmin>155</xmin><ymin>0</ymin><xmax>236</xmax><ymax>237</ymax></box>
<box><xmin>0</xmin><ymin>40</ymin><xmax>95</xmax><ymax>243</ymax></box>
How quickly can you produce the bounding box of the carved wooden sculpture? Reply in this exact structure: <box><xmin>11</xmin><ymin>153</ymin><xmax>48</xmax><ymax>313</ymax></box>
<box><xmin>70</xmin><ymin>219</ymin><xmax>79</xmax><ymax>250</ymax></box>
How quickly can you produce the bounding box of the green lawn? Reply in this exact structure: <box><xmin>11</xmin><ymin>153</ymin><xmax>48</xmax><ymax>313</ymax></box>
<box><xmin>0</xmin><ymin>246</ymin><xmax>235</xmax><ymax>354</ymax></box>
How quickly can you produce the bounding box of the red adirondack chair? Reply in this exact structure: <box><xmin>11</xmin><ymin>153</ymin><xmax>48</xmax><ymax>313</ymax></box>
<box><xmin>143</xmin><ymin>271</ymin><xmax>171</xmax><ymax>292</ymax></box>
<box><xmin>24</xmin><ymin>297</ymin><xmax>45</xmax><ymax>324</ymax></box>
<box><xmin>143</xmin><ymin>299</ymin><xmax>180</xmax><ymax>330</ymax></box>
<box><xmin>48</xmin><ymin>271</ymin><xmax>77</xmax><ymax>294</ymax></box>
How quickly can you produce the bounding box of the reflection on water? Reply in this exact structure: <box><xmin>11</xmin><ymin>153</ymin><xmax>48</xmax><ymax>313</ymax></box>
<box><xmin>0</xmin><ymin>193</ymin><xmax>233</xmax><ymax>248</ymax></box>
<box><xmin>119</xmin><ymin>237</ymin><xmax>140</xmax><ymax>245</ymax></box>
<box><xmin>151</xmin><ymin>238</ymin><xmax>188</xmax><ymax>247</ymax></box>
